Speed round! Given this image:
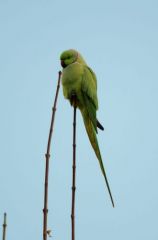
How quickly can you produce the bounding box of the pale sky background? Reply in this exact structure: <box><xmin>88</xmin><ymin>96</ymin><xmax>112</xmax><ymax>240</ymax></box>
<box><xmin>0</xmin><ymin>0</ymin><xmax>158</xmax><ymax>239</ymax></box>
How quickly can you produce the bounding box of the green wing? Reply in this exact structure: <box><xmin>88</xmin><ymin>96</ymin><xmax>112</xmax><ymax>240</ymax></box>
<box><xmin>81</xmin><ymin>66</ymin><xmax>98</xmax><ymax>132</ymax></box>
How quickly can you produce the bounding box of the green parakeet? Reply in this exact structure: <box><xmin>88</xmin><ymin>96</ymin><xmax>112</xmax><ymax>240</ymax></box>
<box><xmin>60</xmin><ymin>49</ymin><xmax>114</xmax><ymax>207</ymax></box>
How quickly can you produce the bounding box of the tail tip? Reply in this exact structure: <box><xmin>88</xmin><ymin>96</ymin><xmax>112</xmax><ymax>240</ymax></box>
<box><xmin>97</xmin><ymin>120</ymin><xmax>104</xmax><ymax>131</ymax></box>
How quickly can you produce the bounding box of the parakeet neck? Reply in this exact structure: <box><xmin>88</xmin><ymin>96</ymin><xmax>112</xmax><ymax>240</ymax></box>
<box><xmin>76</xmin><ymin>54</ymin><xmax>87</xmax><ymax>65</ymax></box>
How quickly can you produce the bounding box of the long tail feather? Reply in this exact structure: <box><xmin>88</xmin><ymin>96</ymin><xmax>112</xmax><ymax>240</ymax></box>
<box><xmin>81</xmin><ymin>109</ymin><xmax>114</xmax><ymax>207</ymax></box>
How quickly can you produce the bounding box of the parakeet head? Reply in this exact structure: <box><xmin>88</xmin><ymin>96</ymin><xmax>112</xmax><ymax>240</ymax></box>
<box><xmin>60</xmin><ymin>49</ymin><xmax>86</xmax><ymax>68</ymax></box>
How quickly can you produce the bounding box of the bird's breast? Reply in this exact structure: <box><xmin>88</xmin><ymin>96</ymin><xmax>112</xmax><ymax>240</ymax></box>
<box><xmin>61</xmin><ymin>63</ymin><xmax>84</xmax><ymax>101</ymax></box>
<box><xmin>62</xmin><ymin>63</ymin><xmax>83</xmax><ymax>84</ymax></box>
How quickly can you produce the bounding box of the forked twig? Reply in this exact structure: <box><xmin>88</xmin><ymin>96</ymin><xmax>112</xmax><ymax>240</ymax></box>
<box><xmin>71</xmin><ymin>95</ymin><xmax>77</xmax><ymax>240</ymax></box>
<box><xmin>43</xmin><ymin>71</ymin><xmax>62</xmax><ymax>240</ymax></box>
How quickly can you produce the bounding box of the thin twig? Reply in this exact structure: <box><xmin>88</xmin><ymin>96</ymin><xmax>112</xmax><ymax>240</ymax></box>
<box><xmin>2</xmin><ymin>213</ymin><xmax>7</xmax><ymax>240</ymax></box>
<box><xmin>43</xmin><ymin>71</ymin><xmax>62</xmax><ymax>240</ymax></box>
<box><xmin>71</xmin><ymin>96</ymin><xmax>77</xmax><ymax>240</ymax></box>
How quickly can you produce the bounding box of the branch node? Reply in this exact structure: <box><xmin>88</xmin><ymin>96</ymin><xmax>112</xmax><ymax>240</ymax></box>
<box><xmin>43</xmin><ymin>209</ymin><xmax>48</xmax><ymax>213</ymax></box>
<box><xmin>52</xmin><ymin>107</ymin><xmax>56</xmax><ymax>111</ymax></box>
<box><xmin>45</xmin><ymin>153</ymin><xmax>50</xmax><ymax>159</ymax></box>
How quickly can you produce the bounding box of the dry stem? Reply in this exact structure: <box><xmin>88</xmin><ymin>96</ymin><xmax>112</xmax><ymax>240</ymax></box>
<box><xmin>43</xmin><ymin>71</ymin><xmax>62</xmax><ymax>240</ymax></box>
<box><xmin>71</xmin><ymin>96</ymin><xmax>77</xmax><ymax>240</ymax></box>
<box><xmin>2</xmin><ymin>213</ymin><xmax>7</xmax><ymax>240</ymax></box>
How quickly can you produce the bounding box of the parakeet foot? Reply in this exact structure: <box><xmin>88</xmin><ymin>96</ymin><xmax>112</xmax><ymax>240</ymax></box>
<box><xmin>70</xmin><ymin>91</ymin><xmax>77</xmax><ymax>107</ymax></box>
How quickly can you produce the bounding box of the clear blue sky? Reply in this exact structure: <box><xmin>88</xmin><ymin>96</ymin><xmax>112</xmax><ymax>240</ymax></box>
<box><xmin>0</xmin><ymin>0</ymin><xmax>158</xmax><ymax>239</ymax></box>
